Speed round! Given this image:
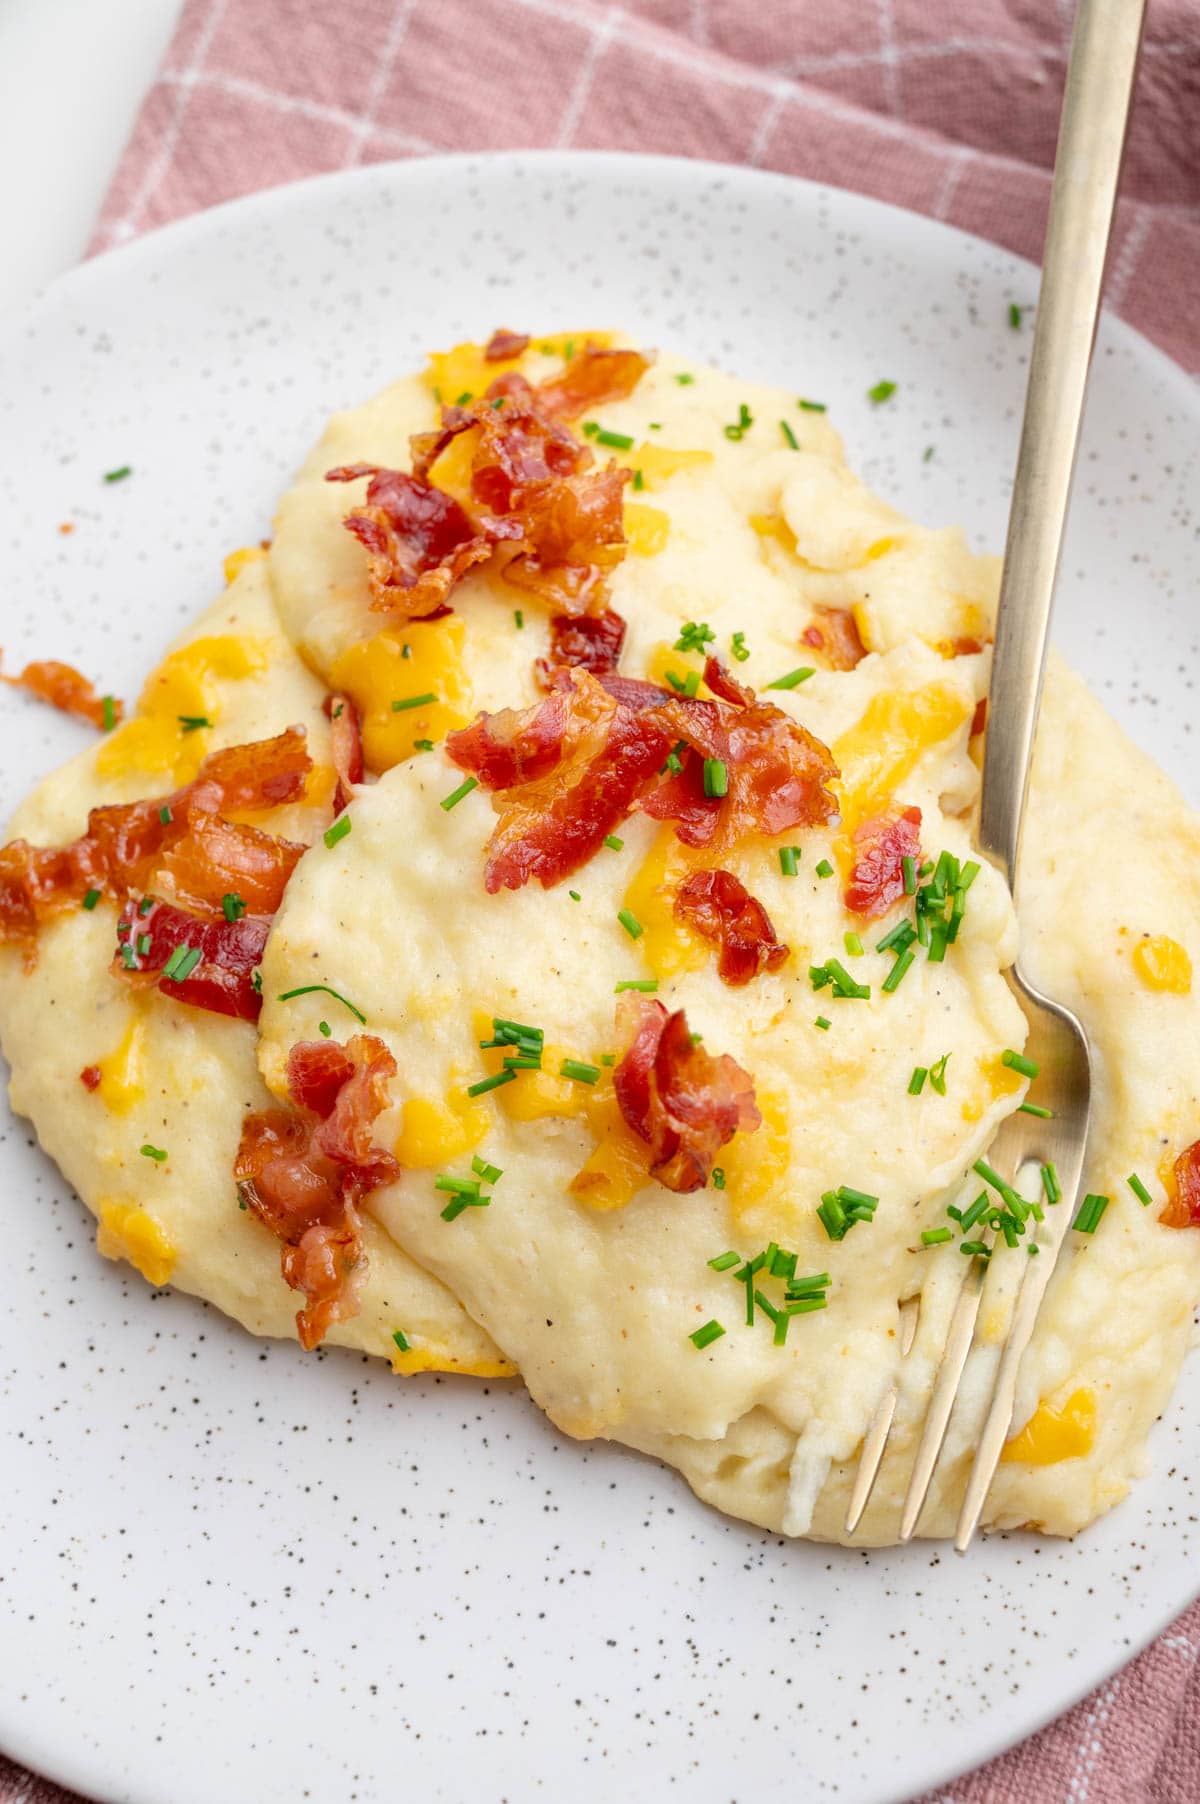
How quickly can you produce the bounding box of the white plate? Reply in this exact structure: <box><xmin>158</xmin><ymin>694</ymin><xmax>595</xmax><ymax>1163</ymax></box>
<box><xmin>1</xmin><ymin>152</ymin><xmax>1197</xmax><ymax>1804</ymax></box>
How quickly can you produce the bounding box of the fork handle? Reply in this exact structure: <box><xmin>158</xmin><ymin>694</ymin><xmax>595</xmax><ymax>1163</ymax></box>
<box><xmin>978</xmin><ymin>0</ymin><xmax>1146</xmax><ymax>895</ymax></box>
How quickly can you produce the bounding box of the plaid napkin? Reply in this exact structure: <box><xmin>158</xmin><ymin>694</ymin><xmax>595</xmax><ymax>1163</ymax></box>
<box><xmin>7</xmin><ymin>3</ymin><xmax>1200</xmax><ymax>1800</ymax></box>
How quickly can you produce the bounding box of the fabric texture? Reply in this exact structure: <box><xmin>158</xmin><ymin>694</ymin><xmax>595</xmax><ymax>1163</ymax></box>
<box><xmin>7</xmin><ymin>2</ymin><xmax>1200</xmax><ymax>1800</ymax></box>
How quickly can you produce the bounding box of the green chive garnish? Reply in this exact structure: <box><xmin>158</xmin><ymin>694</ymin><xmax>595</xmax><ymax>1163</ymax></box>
<box><xmin>617</xmin><ymin>908</ymin><xmax>643</xmax><ymax>940</ymax></box>
<box><xmin>603</xmin><ymin>834</ymin><xmax>624</xmax><ymax>851</ymax></box>
<box><xmin>882</xmin><ymin>948</ymin><xmax>915</xmax><ymax>992</ymax></box>
<box><xmin>711</xmin><ymin>1167</ymin><xmax>726</xmax><ymax>1189</ymax></box>
<box><xmin>222</xmin><ymin>892</ymin><xmax>246</xmax><ymax>922</ymax></box>
<box><xmin>277</xmin><ymin>983</ymin><xmax>367</xmax><ymax>1024</ymax></box>
<box><xmin>177</xmin><ymin>715</ymin><xmax>211</xmax><ymax>732</ymax></box>
<box><xmin>901</xmin><ymin>854</ymin><xmax>917</xmax><ymax>894</ymax></box>
<box><xmin>318</xmin><ymin>1021</ymin><xmax>331</xmax><ymax>1037</ymax></box>
<box><xmin>867</xmin><ymin>380</ymin><xmax>897</xmax><ymax>405</ymax></box>
<box><xmin>440</xmin><ymin>776</ymin><xmax>478</xmax><ymax>811</ymax></box>
<box><xmin>674</xmin><ymin>621</ymin><xmax>715</xmax><ymax>654</ymax></box>
<box><xmin>103</xmin><ymin>466</ymin><xmax>131</xmax><ymax>483</ymax></box>
<box><xmin>674</xmin><ymin>373</ymin><xmax>695</xmax><ymax>385</ymax></box>
<box><xmin>690</xmin><ymin>1320</ymin><xmax>725</xmax><ymax>1350</ymax></box>
<box><xmin>472</xmin><ymin>1154</ymin><xmax>503</xmax><ymax>1184</ymax></box>
<box><xmin>391</xmin><ymin>692</ymin><xmax>436</xmax><ymax>712</ymax></box>
<box><xmin>615</xmin><ymin>978</ymin><xmax>658</xmax><ymax>993</ymax></box>
<box><xmin>1072</xmin><ymin>1193</ymin><xmax>1109</xmax><ymax>1235</ymax></box>
<box><xmin>465</xmin><ymin>1069</ymin><xmax>517</xmax><ymax>1098</ymax></box>
<box><xmin>929</xmin><ymin>1052</ymin><xmax>951</xmax><ymax>1096</ymax></box>
<box><xmin>158</xmin><ymin>805</ymin><xmax>172</xmax><ymax>825</ymax></box>
<box><xmin>324</xmin><ymin>815</ymin><xmax>351</xmax><ymax>849</ymax></box>
<box><xmin>815</xmin><ymin>858</ymin><xmax>834</xmax><ymax>879</ymax></box>
<box><xmin>814</xmin><ymin>1016</ymin><xmax>831</xmax><ymax>1030</ymax></box>
<box><xmin>590</xmin><ymin>425</ymin><xmax>634</xmax><ymax>450</ymax></box>
<box><xmin>723</xmin><ymin>403</ymin><xmax>753</xmax><ymax>441</ymax></box>
<box><xmin>1127</xmin><ymin>1173</ymin><xmax>1153</xmax><ymax>1207</ymax></box>
<box><xmin>514</xmin><ymin>609</ymin><xmax>524</xmax><ymax>628</ymax></box>
<box><xmin>780</xmin><ymin>419</ymin><xmax>799</xmax><ymax>450</ymax></box>
<box><xmin>1008</xmin><ymin>302</ymin><xmax>1022</xmax><ymax>330</ymax></box>
<box><xmin>765</xmin><ymin>667</ymin><xmax>814</xmax><ymax>691</ymax></box>
<box><xmin>82</xmin><ymin>888</ymin><xmax>101</xmax><ymax>911</ymax></box>
<box><xmin>844</xmin><ymin>931</ymin><xmax>863</xmax><ymax>958</ymax></box>
<box><xmin>1018</xmin><ymin>1102</ymin><xmax>1054</xmax><ymax>1118</ymax></box>
<box><xmin>101</xmin><ymin>695</ymin><xmax>117</xmax><ymax>732</ymax></box>
<box><xmin>560</xmin><ymin>1059</ymin><xmax>600</xmax><ymax>1085</ymax></box>
<box><xmin>797</xmin><ymin>398</ymin><xmax>826</xmax><ymax>413</ymax></box>
<box><xmin>1001</xmin><ymin>1049</ymin><xmax>1039</xmax><ymax>1079</ymax></box>
<box><xmin>702</xmin><ymin>758</ymin><xmax>728</xmax><ymax>799</ymax></box>
<box><xmin>1041</xmin><ymin>1162</ymin><xmax>1061</xmax><ymax>1204</ymax></box>
<box><xmin>921</xmin><ymin>1227</ymin><xmax>952</xmax><ymax>1247</ymax></box>
<box><xmin>708</xmin><ymin>1250</ymin><xmax>740</xmax><ymax>1272</ymax></box>
<box><xmin>730</xmin><ymin>631</ymin><xmax>750</xmax><ymax>663</ymax></box>
<box><xmin>908</xmin><ymin>1066</ymin><xmax>927</xmax><ymax>1095</ymax></box>
<box><xmin>161</xmin><ymin>944</ymin><xmax>201</xmax><ymax>982</ymax></box>
<box><xmin>392</xmin><ymin>1329</ymin><xmax>411</xmax><ymax>1352</ymax></box>
<box><xmin>779</xmin><ymin>846</ymin><xmax>800</xmax><ymax>876</ymax></box>
<box><xmin>140</xmin><ymin>1144</ymin><xmax>167</xmax><ymax>1162</ymax></box>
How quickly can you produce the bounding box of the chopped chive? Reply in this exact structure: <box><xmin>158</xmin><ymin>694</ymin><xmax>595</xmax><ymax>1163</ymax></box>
<box><xmin>82</xmin><ymin>887</ymin><xmax>101</xmax><ymax>911</ymax></box>
<box><xmin>882</xmin><ymin>948</ymin><xmax>916</xmax><ymax>992</ymax></box>
<box><xmin>1018</xmin><ymin>1101</ymin><xmax>1055</xmax><ymax>1118</ymax></box>
<box><xmin>413</xmin><ymin>738</ymin><xmax>434</xmax><ymax>752</ymax></box>
<box><xmin>136</xmin><ymin>933</ymin><xmax>151</xmax><ymax>956</ymax></box>
<box><xmin>401</xmin><ymin>643</ymin><xmax>412</xmax><ymax>658</ymax></box>
<box><xmin>923</xmin><ymin>445</ymin><xmax>935</xmax><ymax>463</ymax></box>
<box><xmin>901</xmin><ymin>855</ymin><xmax>917</xmax><ymax>895</ymax></box>
<box><xmin>100</xmin><ymin>695</ymin><xmax>117</xmax><ymax>732</ymax></box>
<box><xmin>472</xmin><ymin>1155</ymin><xmax>503</xmax><ymax>1184</ymax></box>
<box><xmin>959</xmin><ymin>1239</ymin><xmax>991</xmax><ymax>1258</ymax></box>
<box><xmin>140</xmin><ymin>1143</ymin><xmax>168</xmax><ymax>1161</ymax></box>
<box><xmin>921</xmin><ymin>1227</ymin><xmax>953</xmax><ymax>1247</ymax></box>
<box><xmin>222</xmin><ymin>892</ymin><xmax>246</xmax><ymax>923</ymax></box>
<box><xmin>560</xmin><ymin>1058</ymin><xmax>600</xmax><ymax>1085</ymax></box>
<box><xmin>785</xmin><ymin>1296</ymin><xmax>828</xmax><ymax>1315</ymax></box>
<box><xmin>867</xmin><ymin>380</ymin><xmax>897</xmax><ymax>405</ymax></box>
<box><xmin>617</xmin><ymin>908</ymin><xmax>644</xmax><ymax>940</ymax></box>
<box><xmin>711</xmin><ymin>1167</ymin><xmax>726</xmax><ymax>1190</ymax></box>
<box><xmin>161</xmin><ymin>944</ymin><xmax>201</xmax><ymax>983</ymax></box>
<box><xmin>465</xmin><ymin>1069</ymin><xmax>517</xmax><ymax>1098</ymax></box>
<box><xmin>502</xmin><ymin>1055</ymin><xmax>542</xmax><ymax>1070</ymax></box>
<box><xmin>769</xmin><ymin>1247</ymin><xmax>798</xmax><ymax>1281</ymax></box>
<box><xmin>177</xmin><ymin>715</ymin><xmax>211</xmax><ymax>732</ymax></box>
<box><xmin>1001</xmin><ymin>1049</ymin><xmax>1039</xmax><ymax>1079</ymax></box>
<box><xmin>324</xmin><ymin>815</ymin><xmax>351</xmax><ymax>849</ymax></box>
<box><xmin>797</xmin><ymin>398</ymin><xmax>826</xmax><ymax>413</ymax></box>
<box><xmin>615</xmin><ymin>978</ymin><xmax>658</xmax><ymax>993</ymax></box>
<box><xmin>440</xmin><ymin>1192</ymin><xmax>492</xmax><ymax>1222</ymax></box>
<box><xmin>158</xmin><ymin>805</ymin><xmax>172</xmax><ymax>826</ymax></box>
<box><xmin>690</xmin><ymin>1319</ymin><xmax>726</xmax><ymax>1350</ymax></box>
<box><xmin>708</xmin><ymin>1250</ymin><xmax>740</xmax><ymax>1272</ymax></box>
<box><xmin>926</xmin><ymin>922</ymin><xmax>949</xmax><ymax>963</ymax></box>
<box><xmin>1041</xmin><ymin>1162</ymin><xmax>1062</xmax><ymax>1205</ymax></box>
<box><xmin>455</xmin><ymin>390</ymin><xmax>473</xmax><ymax>405</ymax></box>
<box><xmin>815</xmin><ymin>858</ymin><xmax>834</xmax><ymax>879</ymax></box>
<box><xmin>908</xmin><ymin>1066</ymin><xmax>928</xmax><ymax>1095</ymax></box>
<box><xmin>702</xmin><ymin>758</ymin><xmax>728</xmax><ymax>799</ymax></box>
<box><xmin>440</xmin><ymin>776</ymin><xmax>478</xmax><ymax>811</ymax></box>
<box><xmin>120</xmin><ymin>943</ymin><xmax>136</xmax><ymax>969</ymax></box>
<box><xmin>1008</xmin><ymin>302</ymin><xmax>1022</xmax><ymax>330</ymax></box>
<box><xmin>632</xmin><ymin>468</ymin><xmax>644</xmax><ymax>491</ymax></box>
<box><xmin>929</xmin><ymin>1052</ymin><xmax>951</xmax><ymax>1096</ymax></box>
<box><xmin>391</xmin><ymin>692</ymin><xmax>436</xmax><ymax>712</ymax></box>
<box><xmin>318</xmin><ymin>1021</ymin><xmax>331</xmax><ymax>1037</ymax></box>
<box><xmin>844</xmin><ymin>931</ymin><xmax>864</xmax><ymax>958</ymax></box>
<box><xmin>674</xmin><ymin>372</ymin><xmax>695</xmax><ymax>385</ymax></box>
<box><xmin>753</xmin><ymin>1289</ymin><xmax>781</xmax><ymax>1325</ymax></box>
<box><xmin>723</xmin><ymin>402</ymin><xmax>754</xmax><ymax>441</ymax></box>
<box><xmin>584</xmin><ymin>425</ymin><xmax>633</xmax><ymax>450</ymax></box>
<box><xmin>1127</xmin><ymin>1172</ymin><xmax>1153</xmax><ymax>1208</ymax></box>
<box><xmin>876</xmin><ymin>919</ymin><xmax>916</xmax><ymax>955</ymax></box>
<box><xmin>959</xmin><ymin>1191</ymin><xmax>990</xmax><ymax>1233</ymax></box>
<box><xmin>786</xmin><ymin>1275</ymin><xmax>830</xmax><ymax>1300</ymax></box>
<box><xmin>777</xmin><ymin>845</ymin><xmax>800</xmax><ymax>877</ymax></box>
<box><xmin>1072</xmin><ymin>1193</ymin><xmax>1110</xmax><ymax>1235</ymax></box>
<box><xmin>730</xmin><ymin>631</ymin><xmax>750</xmax><ymax>663</ymax></box>
<box><xmin>814</xmin><ymin>1015</ymin><xmax>831</xmax><ymax>1031</ymax></box>
<box><xmin>391</xmin><ymin>1329</ymin><xmax>411</xmax><ymax>1352</ymax></box>
<box><xmin>779</xmin><ymin>419</ymin><xmax>799</xmax><ymax>450</ymax></box>
<box><xmin>765</xmin><ymin>666</ymin><xmax>815</xmax><ymax>691</ymax></box>
<box><xmin>674</xmin><ymin>621</ymin><xmax>715</xmax><ymax>654</ymax></box>
<box><xmin>822</xmin><ymin>958</ymin><xmax>870</xmax><ymax>1000</ymax></box>
<box><xmin>817</xmin><ymin>1193</ymin><xmax>848</xmax><ymax>1241</ymax></box>
<box><xmin>603</xmin><ymin>834</ymin><xmax>624</xmax><ymax>852</ymax></box>
<box><xmin>138</xmin><ymin>896</ymin><xmax>154</xmax><ymax>916</ymax></box>
<box><xmin>103</xmin><ymin>465</ymin><xmax>132</xmax><ymax>483</ymax></box>
<box><xmin>569</xmin><ymin>890</ymin><xmax>581</xmax><ymax>901</ymax></box>
<box><xmin>277</xmin><ymin>983</ymin><xmax>367</xmax><ymax>1024</ymax></box>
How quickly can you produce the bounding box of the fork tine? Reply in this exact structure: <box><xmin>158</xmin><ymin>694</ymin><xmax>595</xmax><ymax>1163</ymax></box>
<box><xmin>898</xmin><ymin>1240</ymin><xmax>992</xmax><ymax>1542</ymax></box>
<box><xmin>845</xmin><ymin>1295</ymin><xmax>919</xmax><ymax>1534</ymax></box>
<box><xmin>954</xmin><ymin>1191</ymin><xmax>1077</xmax><ymax>1550</ymax></box>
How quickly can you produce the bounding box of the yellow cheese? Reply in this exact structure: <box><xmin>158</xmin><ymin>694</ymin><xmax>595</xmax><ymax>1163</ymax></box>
<box><xmin>427</xmin><ymin>426</ymin><xmax>477</xmax><ymax>510</ymax></box>
<box><xmin>833</xmin><ymin>683</ymin><xmax>972</xmax><ymax>829</ymax></box>
<box><xmin>570</xmin><ymin>1088</ymin><xmax>650</xmax><ymax>1212</ymax></box>
<box><xmin>624</xmin><ymin>502</ymin><xmax>670</xmax><ymax>557</ymax></box>
<box><xmin>390</xmin><ymin>1338</ymin><xmax>517</xmax><ymax>1379</ymax></box>
<box><xmin>395</xmin><ymin>1089</ymin><xmax>490</xmax><ymax>1166</ymax></box>
<box><xmin>960</xmin><ymin>1052</ymin><xmax>1025</xmax><ymax>1123</ymax></box>
<box><xmin>94</xmin><ymin>1018</ymin><xmax>146</xmax><ymax>1115</ymax></box>
<box><xmin>423</xmin><ymin>331</ymin><xmax>615</xmax><ymax>407</ymax></box>
<box><xmin>631</xmin><ymin>443</ymin><xmax>714</xmax><ymax>490</ymax></box>
<box><xmin>96</xmin><ymin>1200</ymin><xmax>175</xmax><ymax>1287</ymax></box>
<box><xmin>95</xmin><ymin>715</ymin><xmax>208</xmax><ymax>784</ymax></box>
<box><xmin>329</xmin><ymin>617</ymin><xmax>471</xmax><ymax>772</ymax></box>
<box><xmin>223</xmin><ymin>544</ymin><xmax>267</xmax><ymax>585</ymax></box>
<box><xmin>622</xmin><ymin>826</ymin><xmax>709</xmax><ymax>980</ymax></box>
<box><xmin>1132</xmin><ymin>935</ymin><xmax>1192</xmax><ymax>995</ymax></box>
<box><xmin>497</xmin><ymin>1046</ymin><xmax>588</xmax><ymax>1122</ymax></box>
<box><xmin>1001</xmin><ymin>1387</ymin><xmax>1096</xmax><ymax>1465</ymax></box>
<box><xmin>95</xmin><ymin>634</ymin><xmax>269</xmax><ymax>783</ymax></box>
<box><xmin>749</xmin><ymin>512</ymin><xmax>798</xmax><ymax>554</ymax></box>
<box><xmin>723</xmin><ymin>1090</ymin><xmax>792</xmax><ymax>1233</ymax></box>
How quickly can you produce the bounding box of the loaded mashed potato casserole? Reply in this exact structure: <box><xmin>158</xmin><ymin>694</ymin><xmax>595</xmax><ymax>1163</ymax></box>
<box><xmin>2</xmin><ymin>331</ymin><xmax>1198</xmax><ymax>1545</ymax></box>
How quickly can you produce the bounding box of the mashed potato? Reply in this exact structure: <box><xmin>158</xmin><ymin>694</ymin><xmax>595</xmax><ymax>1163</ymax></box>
<box><xmin>0</xmin><ymin>557</ymin><xmax>511</xmax><ymax>1378</ymax></box>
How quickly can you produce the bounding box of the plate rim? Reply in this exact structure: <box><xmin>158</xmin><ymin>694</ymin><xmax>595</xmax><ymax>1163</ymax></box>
<box><xmin>2</xmin><ymin>146</ymin><xmax>1198</xmax><ymax>1804</ymax></box>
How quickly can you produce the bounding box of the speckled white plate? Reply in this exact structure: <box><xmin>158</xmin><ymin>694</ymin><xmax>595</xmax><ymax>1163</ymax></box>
<box><xmin>1</xmin><ymin>152</ymin><xmax>1197</xmax><ymax>1804</ymax></box>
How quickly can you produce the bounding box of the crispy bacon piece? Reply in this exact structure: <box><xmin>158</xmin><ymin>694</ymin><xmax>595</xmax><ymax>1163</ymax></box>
<box><xmin>642</xmin><ymin>656</ymin><xmax>839</xmax><ymax>850</ymax></box>
<box><xmin>115</xmin><ymin>896</ymin><xmax>270</xmax><ymax>1022</ymax></box>
<box><xmin>843</xmin><ymin>805</ymin><xmax>923</xmax><ymax>920</ymax></box>
<box><xmin>484</xmin><ymin>328</ymin><xmax>531</xmax><ymax>362</ymax></box>
<box><xmin>0</xmin><ymin>656</ymin><xmax>123</xmax><ymax>730</ymax></box>
<box><xmin>235</xmin><ymin>1035</ymin><xmax>398</xmax><ymax>1349</ymax></box>
<box><xmin>446</xmin><ymin>671</ymin><xmax>669</xmax><ymax>891</ymax></box>
<box><xmin>937</xmin><ymin>635</ymin><xmax>986</xmax><ymax>658</ymax></box>
<box><xmin>80</xmin><ymin>1064</ymin><xmax>102</xmax><ymax>1091</ymax></box>
<box><xmin>675</xmin><ymin>869</ymin><xmax>789</xmax><ymax>985</ymax></box>
<box><xmin>970</xmin><ymin>696</ymin><xmax>988</xmax><ymax>739</ymax></box>
<box><xmin>534</xmin><ymin>608</ymin><xmax>627</xmax><ymax>687</ymax></box>
<box><xmin>326</xmin><ymin>462</ymin><xmax>492</xmax><ymax>618</ymax></box>
<box><xmin>612</xmin><ymin>996</ymin><xmax>759</xmax><ymax>1193</ymax></box>
<box><xmin>0</xmin><ymin>727</ymin><xmax>311</xmax><ymax>957</ymax></box>
<box><xmin>801</xmin><ymin>607</ymin><xmax>867</xmax><ymax>671</ymax></box>
<box><xmin>324</xmin><ymin>692</ymin><xmax>364</xmax><ymax>814</ymax></box>
<box><xmin>1160</xmin><ymin>1139</ymin><xmax>1200</xmax><ymax>1230</ymax></box>
<box><xmin>500</xmin><ymin>466</ymin><xmax>630</xmax><ymax>612</ymax></box>
<box><xmin>535</xmin><ymin>345</ymin><xmax>651</xmax><ymax>420</ymax></box>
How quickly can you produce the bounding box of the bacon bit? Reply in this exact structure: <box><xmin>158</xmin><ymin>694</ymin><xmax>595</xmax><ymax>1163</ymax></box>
<box><xmin>801</xmin><ymin>607</ymin><xmax>867</xmax><ymax>671</ymax></box>
<box><xmin>936</xmin><ymin>635</ymin><xmax>986</xmax><ymax>658</ymax></box>
<box><xmin>446</xmin><ymin>670</ymin><xmax>669</xmax><ymax>892</ymax></box>
<box><xmin>534</xmin><ymin>608</ymin><xmax>626</xmax><ymax>687</ymax></box>
<box><xmin>1160</xmin><ymin>1139</ymin><xmax>1200</xmax><ymax>1229</ymax></box>
<box><xmin>58</xmin><ymin>523</ymin><xmax>75</xmax><ymax>536</ymax></box>
<box><xmin>500</xmin><ymin>466</ymin><xmax>629</xmax><ymax>613</ymax></box>
<box><xmin>535</xmin><ymin>345</ymin><xmax>651</xmax><ymax>420</ymax></box>
<box><xmin>675</xmin><ymin>869</ymin><xmax>789</xmax><ymax>985</ymax></box>
<box><xmin>612</xmin><ymin>996</ymin><xmax>759</xmax><ymax>1193</ymax></box>
<box><xmin>598</xmin><ymin>672</ymin><xmax>673</xmax><ymax>712</ymax></box>
<box><xmin>484</xmin><ymin>328</ymin><xmax>531</xmax><ymax>362</ymax></box>
<box><xmin>115</xmin><ymin>896</ymin><xmax>270</xmax><ymax>1022</ymax></box>
<box><xmin>970</xmin><ymin>696</ymin><xmax>988</xmax><ymax>739</ymax></box>
<box><xmin>0</xmin><ymin>656</ymin><xmax>123</xmax><ymax>731</ymax></box>
<box><xmin>324</xmin><ymin>692</ymin><xmax>364</xmax><ymax>813</ymax></box>
<box><xmin>843</xmin><ymin>805</ymin><xmax>923</xmax><ymax>920</ymax></box>
<box><xmin>0</xmin><ymin>727</ymin><xmax>311</xmax><ymax>958</ymax></box>
<box><xmin>235</xmin><ymin>1035</ymin><xmax>399</xmax><ymax>1349</ymax></box>
<box><xmin>641</xmin><ymin>656</ymin><xmax>839</xmax><ymax>850</ymax></box>
<box><xmin>326</xmin><ymin>463</ymin><xmax>492</xmax><ymax>618</ymax></box>
<box><xmin>80</xmin><ymin>1064</ymin><xmax>102</xmax><ymax>1091</ymax></box>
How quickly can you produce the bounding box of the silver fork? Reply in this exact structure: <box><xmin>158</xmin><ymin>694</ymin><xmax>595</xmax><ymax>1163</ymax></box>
<box><xmin>846</xmin><ymin>0</ymin><xmax>1145</xmax><ymax>1551</ymax></box>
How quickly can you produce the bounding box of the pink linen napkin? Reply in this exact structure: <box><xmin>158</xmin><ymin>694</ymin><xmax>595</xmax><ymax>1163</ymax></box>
<box><xmin>6</xmin><ymin>4</ymin><xmax>1200</xmax><ymax>1801</ymax></box>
